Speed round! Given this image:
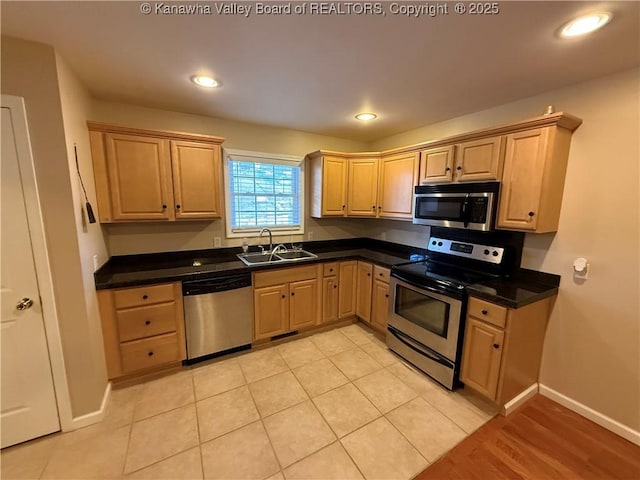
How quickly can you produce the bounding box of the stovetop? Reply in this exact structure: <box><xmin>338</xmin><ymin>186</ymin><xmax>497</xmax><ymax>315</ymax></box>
<box><xmin>391</xmin><ymin>260</ymin><xmax>500</xmax><ymax>297</ymax></box>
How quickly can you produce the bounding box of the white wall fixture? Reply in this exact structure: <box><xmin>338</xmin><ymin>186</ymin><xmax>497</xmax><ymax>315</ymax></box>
<box><xmin>573</xmin><ymin>257</ymin><xmax>589</xmax><ymax>279</ymax></box>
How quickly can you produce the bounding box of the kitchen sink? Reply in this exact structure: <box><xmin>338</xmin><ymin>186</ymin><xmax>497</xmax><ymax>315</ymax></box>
<box><xmin>236</xmin><ymin>249</ymin><xmax>317</xmax><ymax>266</ymax></box>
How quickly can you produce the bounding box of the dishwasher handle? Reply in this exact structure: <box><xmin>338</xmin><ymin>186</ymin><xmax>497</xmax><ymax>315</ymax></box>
<box><xmin>183</xmin><ymin>273</ymin><xmax>252</xmax><ymax>296</ymax></box>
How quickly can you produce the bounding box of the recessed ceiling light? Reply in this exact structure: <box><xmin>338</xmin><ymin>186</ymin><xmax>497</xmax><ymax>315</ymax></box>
<box><xmin>355</xmin><ymin>112</ymin><xmax>377</xmax><ymax>121</ymax></box>
<box><xmin>191</xmin><ymin>75</ymin><xmax>219</xmax><ymax>88</ymax></box>
<box><xmin>560</xmin><ymin>12</ymin><xmax>612</xmax><ymax>38</ymax></box>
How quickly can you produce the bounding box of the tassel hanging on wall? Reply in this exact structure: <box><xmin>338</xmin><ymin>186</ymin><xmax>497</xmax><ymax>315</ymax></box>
<box><xmin>74</xmin><ymin>143</ymin><xmax>96</xmax><ymax>224</ymax></box>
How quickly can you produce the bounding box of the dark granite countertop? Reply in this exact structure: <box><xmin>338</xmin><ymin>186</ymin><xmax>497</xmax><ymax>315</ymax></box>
<box><xmin>94</xmin><ymin>238</ymin><xmax>426</xmax><ymax>290</ymax></box>
<box><xmin>467</xmin><ymin>268</ymin><xmax>561</xmax><ymax>309</ymax></box>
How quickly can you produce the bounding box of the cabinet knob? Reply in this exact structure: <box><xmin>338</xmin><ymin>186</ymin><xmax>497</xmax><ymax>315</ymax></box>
<box><xmin>493</xmin><ymin>344</ymin><xmax>500</xmax><ymax>349</ymax></box>
<box><xmin>281</xmin><ymin>294</ymin><xmax>286</xmax><ymax>299</ymax></box>
<box><xmin>377</xmin><ymin>205</ymin><xmax>382</xmax><ymax>209</ymax></box>
<box><xmin>445</xmin><ymin>167</ymin><xmax>451</xmax><ymax>172</ymax></box>
<box><xmin>291</xmin><ymin>292</ymin><xmax>295</xmax><ymax>296</ymax></box>
<box><xmin>148</xmin><ymin>351</ymin><xmax>154</xmax><ymax>357</ymax></box>
<box><xmin>379</xmin><ymin>272</ymin><xmax>383</xmax><ymax>276</ymax></box>
<box><xmin>333</xmin><ymin>285</ymin><xmax>337</xmax><ymax>289</ymax></box>
<box><xmin>372</xmin><ymin>205</ymin><xmax>376</xmax><ymax>210</ymax></box>
<box><xmin>145</xmin><ymin>320</ymin><xmax>151</xmax><ymax>325</ymax></box>
<box><xmin>385</xmin><ymin>294</ymin><xmax>389</xmax><ymax>298</ymax></box>
<box><xmin>481</xmin><ymin>309</ymin><xmax>488</xmax><ymax>315</ymax></box>
<box><xmin>142</xmin><ymin>294</ymin><xmax>149</xmax><ymax>300</ymax></box>
<box><xmin>162</xmin><ymin>204</ymin><xmax>167</xmax><ymax>210</ymax></box>
<box><xmin>456</xmin><ymin>166</ymin><xmax>462</xmax><ymax>171</ymax></box>
<box><xmin>342</xmin><ymin>204</ymin><xmax>346</xmax><ymax>209</ymax></box>
<box><xmin>528</xmin><ymin>211</ymin><xmax>535</xmax><ymax>217</ymax></box>
<box><xmin>329</xmin><ymin>268</ymin><xmax>333</xmax><ymax>272</ymax></box>
<box><xmin>176</xmin><ymin>204</ymin><xmax>181</xmax><ymax>209</ymax></box>
<box><xmin>367</xmin><ymin>273</ymin><xmax>371</xmax><ymax>276</ymax></box>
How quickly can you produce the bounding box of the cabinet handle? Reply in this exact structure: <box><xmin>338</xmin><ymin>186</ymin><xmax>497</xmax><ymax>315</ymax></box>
<box><xmin>333</xmin><ymin>285</ymin><xmax>337</xmax><ymax>289</ymax></box>
<box><xmin>329</xmin><ymin>268</ymin><xmax>333</xmax><ymax>272</ymax></box>
<box><xmin>372</xmin><ymin>205</ymin><xmax>376</xmax><ymax>210</ymax></box>
<box><xmin>456</xmin><ymin>166</ymin><xmax>462</xmax><ymax>171</ymax></box>
<box><xmin>445</xmin><ymin>167</ymin><xmax>451</xmax><ymax>172</ymax></box>
<box><xmin>367</xmin><ymin>273</ymin><xmax>371</xmax><ymax>276</ymax></box>
<box><xmin>385</xmin><ymin>294</ymin><xmax>389</xmax><ymax>298</ymax></box>
<box><xmin>281</xmin><ymin>294</ymin><xmax>286</xmax><ymax>299</ymax></box>
<box><xmin>145</xmin><ymin>320</ymin><xmax>151</xmax><ymax>325</ymax></box>
<box><xmin>379</xmin><ymin>272</ymin><xmax>383</xmax><ymax>276</ymax></box>
<box><xmin>528</xmin><ymin>211</ymin><xmax>535</xmax><ymax>218</ymax></box>
<box><xmin>291</xmin><ymin>292</ymin><xmax>295</xmax><ymax>296</ymax></box>
<box><xmin>148</xmin><ymin>351</ymin><xmax>154</xmax><ymax>357</ymax></box>
<box><xmin>162</xmin><ymin>204</ymin><xmax>167</xmax><ymax>210</ymax></box>
<box><xmin>342</xmin><ymin>204</ymin><xmax>346</xmax><ymax>210</ymax></box>
<box><xmin>481</xmin><ymin>309</ymin><xmax>488</xmax><ymax>315</ymax></box>
<box><xmin>493</xmin><ymin>344</ymin><xmax>500</xmax><ymax>349</ymax></box>
<box><xmin>176</xmin><ymin>204</ymin><xmax>181</xmax><ymax>209</ymax></box>
<box><xmin>142</xmin><ymin>294</ymin><xmax>148</xmax><ymax>300</ymax></box>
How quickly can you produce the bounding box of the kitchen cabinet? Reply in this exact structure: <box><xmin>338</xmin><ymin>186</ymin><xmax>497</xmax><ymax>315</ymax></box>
<box><xmin>356</xmin><ymin>261</ymin><xmax>373</xmax><ymax>322</ymax></box>
<box><xmin>338</xmin><ymin>261</ymin><xmax>357</xmax><ymax>318</ymax></box>
<box><xmin>322</xmin><ymin>263</ymin><xmax>339</xmax><ymax>323</ymax></box>
<box><xmin>347</xmin><ymin>157</ymin><xmax>379</xmax><ymax>217</ymax></box>
<box><xmin>377</xmin><ymin>152</ymin><xmax>419</xmax><ymax>219</ymax></box>
<box><xmin>371</xmin><ymin>266</ymin><xmax>391</xmax><ymax>333</ymax></box>
<box><xmin>253</xmin><ymin>265</ymin><xmax>320</xmax><ymax>341</ymax></box>
<box><xmin>311</xmin><ymin>155</ymin><xmax>348</xmax><ymax>216</ymax></box>
<box><xmin>97</xmin><ymin>282</ymin><xmax>186</xmax><ymax>380</ymax></box>
<box><xmin>419</xmin><ymin>146</ymin><xmax>455</xmax><ymax>184</ymax></box>
<box><xmin>419</xmin><ymin>137</ymin><xmax>503</xmax><ymax>185</ymax></box>
<box><xmin>460</xmin><ymin>295</ymin><xmax>553</xmax><ymax>406</ymax></box>
<box><xmin>88</xmin><ymin>123</ymin><xmax>224</xmax><ymax>223</ymax></box>
<box><xmin>497</xmin><ymin>126</ymin><xmax>572</xmax><ymax>233</ymax></box>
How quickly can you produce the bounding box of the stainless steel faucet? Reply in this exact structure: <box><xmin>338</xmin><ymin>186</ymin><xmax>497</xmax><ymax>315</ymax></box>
<box><xmin>258</xmin><ymin>228</ymin><xmax>273</xmax><ymax>253</ymax></box>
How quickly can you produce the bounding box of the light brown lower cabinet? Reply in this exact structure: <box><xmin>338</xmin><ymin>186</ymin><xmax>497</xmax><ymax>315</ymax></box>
<box><xmin>97</xmin><ymin>282</ymin><xmax>186</xmax><ymax>380</ymax></box>
<box><xmin>460</xmin><ymin>295</ymin><xmax>553</xmax><ymax>406</ymax></box>
<box><xmin>253</xmin><ymin>265</ymin><xmax>320</xmax><ymax>341</ymax></box>
<box><xmin>338</xmin><ymin>261</ymin><xmax>357</xmax><ymax>318</ymax></box>
<box><xmin>356</xmin><ymin>261</ymin><xmax>373</xmax><ymax>321</ymax></box>
<box><xmin>371</xmin><ymin>266</ymin><xmax>391</xmax><ymax>333</ymax></box>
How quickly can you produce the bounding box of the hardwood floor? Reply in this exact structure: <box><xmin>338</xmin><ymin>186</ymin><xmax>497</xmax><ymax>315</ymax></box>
<box><xmin>414</xmin><ymin>394</ymin><xmax>640</xmax><ymax>480</ymax></box>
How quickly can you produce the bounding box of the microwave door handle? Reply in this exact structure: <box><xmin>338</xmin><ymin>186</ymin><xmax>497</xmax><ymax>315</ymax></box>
<box><xmin>461</xmin><ymin>193</ymin><xmax>471</xmax><ymax>228</ymax></box>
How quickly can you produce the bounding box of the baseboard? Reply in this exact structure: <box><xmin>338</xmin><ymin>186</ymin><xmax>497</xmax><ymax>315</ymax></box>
<box><xmin>539</xmin><ymin>384</ymin><xmax>640</xmax><ymax>446</ymax></box>
<box><xmin>65</xmin><ymin>382</ymin><xmax>112</xmax><ymax>431</ymax></box>
<box><xmin>502</xmin><ymin>383</ymin><xmax>538</xmax><ymax>416</ymax></box>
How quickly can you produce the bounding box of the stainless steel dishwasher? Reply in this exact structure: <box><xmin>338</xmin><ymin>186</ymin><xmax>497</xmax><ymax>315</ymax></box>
<box><xmin>182</xmin><ymin>273</ymin><xmax>253</xmax><ymax>363</ymax></box>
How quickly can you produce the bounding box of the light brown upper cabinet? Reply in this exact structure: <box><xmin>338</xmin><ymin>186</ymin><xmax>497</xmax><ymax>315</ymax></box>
<box><xmin>378</xmin><ymin>152</ymin><xmax>419</xmax><ymax>219</ymax></box>
<box><xmin>88</xmin><ymin>123</ymin><xmax>225</xmax><ymax>223</ymax></box>
<box><xmin>171</xmin><ymin>141</ymin><xmax>223</xmax><ymax>219</ymax></box>
<box><xmin>419</xmin><ymin>146</ymin><xmax>454</xmax><ymax>184</ymax></box>
<box><xmin>497</xmin><ymin>126</ymin><xmax>573</xmax><ymax>233</ymax></box>
<box><xmin>454</xmin><ymin>136</ymin><xmax>504</xmax><ymax>182</ymax></box>
<box><xmin>347</xmin><ymin>157</ymin><xmax>379</xmax><ymax>217</ymax></box>
<box><xmin>314</xmin><ymin>155</ymin><xmax>348</xmax><ymax>216</ymax></box>
<box><xmin>419</xmin><ymin>137</ymin><xmax>503</xmax><ymax>185</ymax></box>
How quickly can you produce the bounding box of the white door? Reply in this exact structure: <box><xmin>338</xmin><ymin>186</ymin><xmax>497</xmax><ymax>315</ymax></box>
<box><xmin>1</xmin><ymin>105</ymin><xmax>60</xmax><ymax>448</ymax></box>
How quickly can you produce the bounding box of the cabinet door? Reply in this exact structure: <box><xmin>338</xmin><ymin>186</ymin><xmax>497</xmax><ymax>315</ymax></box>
<box><xmin>355</xmin><ymin>262</ymin><xmax>373</xmax><ymax>322</ymax></box>
<box><xmin>171</xmin><ymin>141</ymin><xmax>222</xmax><ymax>219</ymax></box>
<box><xmin>321</xmin><ymin>156</ymin><xmax>347</xmax><ymax>216</ymax></box>
<box><xmin>371</xmin><ymin>279</ymin><xmax>390</xmax><ymax>332</ymax></box>
<box><xmin>460</xmin><ymin>317</ymin><xmax>504</xmax><ymax>400</ymax></box>
<box><xmin>322</xmin><ymin>276</ymin><xmax>339</xmax><ymax>323</ymax></box>
<box><xmin>289</xmin><ymin>279</ymin><xmax>318</xmax><ymax>330</ymax></box>
<box><xmin>254</xmin><ymin>285</ymin><xmax>289</xmax><ymax>340</ymax></box>
<box><xmin>497</xmin><ymin>128</ymin><xmax>549</xmax><ymax>231</ymax></box>
<box><xmin>419</xmin><ymin>146</ymin><xmax>454</xmax><ymax>183</ymax></box>
<box><xmin>338</xmin><ymin>261</ymin><xmax>357</xmax><ymax>318</ymax></box>
<box><xmin>347</xmin><ymin>158</ymin><xmax>379</xmax><ymax>217</ymax></box>
<box><xmin>105</xmin><ymin>134</ymin><xmax>174</xmax><ymax>221</ymax></box>
<box><xmin>454</xmin><ymin>136</ymin><xmax>503</xmax><ymax>182</ymax></box>
<box><xmin>378</xmin><ymin>152</ymin><xmax>419</xmax><ymax>219</ymax></box>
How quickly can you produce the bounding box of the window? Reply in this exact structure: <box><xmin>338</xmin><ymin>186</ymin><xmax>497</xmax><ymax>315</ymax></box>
<box><xmin>224</xmin><ymin>149</ymin><xmax>304</xmax><ymax>238</ymax></box>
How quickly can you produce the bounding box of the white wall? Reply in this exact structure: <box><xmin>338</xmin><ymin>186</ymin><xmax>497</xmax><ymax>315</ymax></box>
<box><xmin>373</xmin><ymin>68</ymin><xmax>640</xmax><ymax>432</ymax></box>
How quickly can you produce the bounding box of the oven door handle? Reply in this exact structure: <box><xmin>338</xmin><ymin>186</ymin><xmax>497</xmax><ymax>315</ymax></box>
<box><xmin>390</xmin><ymin>273</ymin><xmax>464</xmax><ymax>299</ymax></box>
<box><xmin>387</xmin><ymin>326</ymin><xmax>454</xmax><ymax>369</ymax></box>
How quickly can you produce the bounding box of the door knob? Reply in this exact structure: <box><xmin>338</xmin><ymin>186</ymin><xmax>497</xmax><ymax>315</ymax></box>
<box><xmin>16</xmin><ymin>297</ymin><xmax>34</xmax><ymax>311</ymax></box>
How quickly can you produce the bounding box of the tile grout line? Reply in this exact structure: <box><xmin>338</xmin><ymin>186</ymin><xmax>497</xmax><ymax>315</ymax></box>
<box><xmin>191</xmin><ymin>373</ymin><xmax>205</xmax><ymax>480</ymax></box>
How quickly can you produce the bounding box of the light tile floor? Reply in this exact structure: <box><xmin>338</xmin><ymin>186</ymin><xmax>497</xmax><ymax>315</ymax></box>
<box><xmin>1</xmin><ymin>322</ymin><xmax>498</xmax><ymax>480</ymax></box>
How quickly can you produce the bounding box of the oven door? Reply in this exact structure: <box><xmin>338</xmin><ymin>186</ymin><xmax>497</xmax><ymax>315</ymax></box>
<box><xmin>387</xmin><ymin>277</ymin><xmax>462</xmax><ymax>362</ymax></box>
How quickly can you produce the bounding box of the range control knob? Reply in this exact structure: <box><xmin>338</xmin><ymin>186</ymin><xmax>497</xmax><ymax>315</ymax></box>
<box><xmin>492</xmin><ymin>251</ymin><xmax>499</xmax><ymax>257</ymax></box>
<box><xmin>431</xmin><ymin>240</ymin><xmax>436</xmax><ymax>245</ymax></box>
<box><xmin>484</xmin><ymin>249</ymin><xmax>490</xmax><ymax>255</ymax></box>
<box><xmin>437</xmin><ymin>241</ymin><xmax>443</xmax><ymax>247</ymax></box>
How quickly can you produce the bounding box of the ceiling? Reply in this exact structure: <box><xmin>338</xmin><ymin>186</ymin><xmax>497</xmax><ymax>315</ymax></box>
<box><xmin>2</xmin><ymin>1</ymin><xmax>638</xmax><ymax>141</ymax></box>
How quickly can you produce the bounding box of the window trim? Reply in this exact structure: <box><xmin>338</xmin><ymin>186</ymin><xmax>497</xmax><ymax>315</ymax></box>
<box><xmin>223</xmin><ymin>148</ymin><xmax>305</xmax><ymax>239</ymax></box>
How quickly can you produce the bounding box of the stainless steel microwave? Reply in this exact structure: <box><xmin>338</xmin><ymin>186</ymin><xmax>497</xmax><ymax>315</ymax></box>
<box><xmin>413</xmin><ymin>182</ymin><xmax>499</xmax><ymax>231</ymax></box>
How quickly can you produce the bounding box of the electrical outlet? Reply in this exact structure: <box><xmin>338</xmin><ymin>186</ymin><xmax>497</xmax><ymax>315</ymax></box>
<box><xmin>214</xmin><ymin>237</ymin><xmax>221</xmax><ymax>248</ymax></box>
<box><xmin>307</xmin><ymin>231</ymin><xmax>314</xmax><ymax>241</ymax></box>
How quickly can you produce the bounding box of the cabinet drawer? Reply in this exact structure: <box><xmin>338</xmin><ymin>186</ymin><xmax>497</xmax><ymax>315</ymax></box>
<box><xmin>113</xmin><ymin>283</ymin><xmax>175</xmax><ymax>309</ymax></box>
<box><xmin>373</xmin><ymin>265</ymin><xmax>390</xmax><ymax>283</ymax></box>
<box><xmin>254</xmin><ymin>265</ymin><xmax>317</xmax><ymax>288</ymax></box>
<box><xmin>119</xmin><ymin>332</ymin><xmax>181</xmax><ymax>373</ymax></box>
<box><xmin>468</xmin><ymin>297</ymin><xmax>507</xmax><ymax>328</ymax></box>
<box><xmin>323</xmin><ymin>263</ymin><xmax>338</xmax><ymax>277</ymax></box>
<box><xmin>116</xmin><ymin>302</ymin><xmax>177</xmax><ymax>342</ymax></box>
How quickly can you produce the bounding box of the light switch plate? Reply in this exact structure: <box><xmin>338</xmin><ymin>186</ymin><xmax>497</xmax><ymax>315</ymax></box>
<box><xmin>214</xmin><ymin>237</ymin><xmax>221</xmax><ymax>247</ymax></box>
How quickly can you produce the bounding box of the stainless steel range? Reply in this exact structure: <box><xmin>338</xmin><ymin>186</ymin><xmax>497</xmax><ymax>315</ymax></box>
<box><xmin>387</xmin><ymin>228</ymin><xmax>523</xmax><ymax>390</ymax></box>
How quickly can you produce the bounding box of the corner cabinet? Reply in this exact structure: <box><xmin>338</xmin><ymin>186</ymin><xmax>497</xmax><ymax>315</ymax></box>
<box><xmin>97</xmin><ymin>282</ymin><xmax>186</xmax><ymax>381</ymax></box>
<box><xmin>460</xmin><ymin>296</ymin><xmax>553</xmax><ymax>405</ymax></box>
<box><xmin>88</xmin><ymin>123</ymin><xmax>224</xmax><ymax>223</ymax></box>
